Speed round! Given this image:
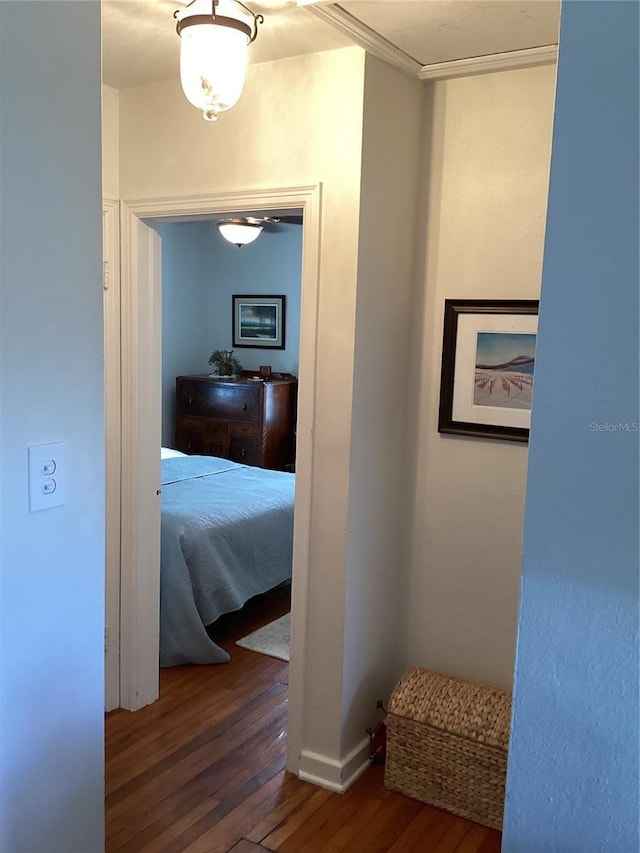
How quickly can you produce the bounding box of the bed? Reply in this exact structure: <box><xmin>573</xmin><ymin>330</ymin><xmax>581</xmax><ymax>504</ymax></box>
<box><xmin>160</xmin><ymin>449</ymin><xmax>295</xmax><ymax>666</ymax></box>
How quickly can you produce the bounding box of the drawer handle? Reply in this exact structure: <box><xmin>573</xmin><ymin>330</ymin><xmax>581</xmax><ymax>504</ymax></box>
<box><xmin>188</xmin><ymin>396</ymin><xmax>193</xmax><ymax>406</ymax></box>
<box><xmin>242</xmin><ymin>404</ymin><xmax>247</xmax><ymax>411</ymax></box>
<box><xmin>240</xmin><ymin>449</ymin><xmax>246</xmax><ymax>458</ymax></box>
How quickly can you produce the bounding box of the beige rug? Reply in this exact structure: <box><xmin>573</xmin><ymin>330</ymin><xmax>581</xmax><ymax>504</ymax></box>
<box><xmin>236</xmin><ymin>612</ymin><xmax>290</xmax><ymax>662</ymax></box>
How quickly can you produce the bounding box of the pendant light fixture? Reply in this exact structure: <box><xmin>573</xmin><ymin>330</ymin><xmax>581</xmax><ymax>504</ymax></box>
<box><xmin>174</xmin><ymin>0</ymin><xmax>263</xmax><ymax>122</ymax></box>
<box><xmin>217</xmin><ymin>217</ymin><xmax>264</xmax><ymax>247</ymax></box>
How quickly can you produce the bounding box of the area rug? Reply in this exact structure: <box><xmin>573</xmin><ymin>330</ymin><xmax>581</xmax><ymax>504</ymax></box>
<box><xmin>236</xmin><ymin>613</ymin><xmax>290</xmax><ymax>662</ymax></box>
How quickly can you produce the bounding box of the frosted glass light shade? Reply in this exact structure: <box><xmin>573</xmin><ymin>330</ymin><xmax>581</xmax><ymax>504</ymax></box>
<box><xmin>176</xmin><ymin>0</ymin><xmax>254</xmax><ymax>122</ymax></box>
<box><xmin>217</xmin><ymin>219</ymin><xmax>263</xmax><ymax>246</ymax></box>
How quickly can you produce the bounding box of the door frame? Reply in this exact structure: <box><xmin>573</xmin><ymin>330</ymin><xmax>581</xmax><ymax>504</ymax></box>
<box><xmin>103</xmin><ymin>197</ymin><xmax>121</xmax><ymax>712</ymax></box>
<box><xmin>118</xmin><ymin>184</ymin><xmax>321</xmax><ymax>775</ymax></box>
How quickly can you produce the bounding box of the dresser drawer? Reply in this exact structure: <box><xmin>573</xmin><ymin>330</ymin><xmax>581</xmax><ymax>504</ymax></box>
<box><xmin>230</xmin><ymin>421</ymin><xmax>260</xmax><ymax>438</ymax></box>
<box><xmin>229</xmin><ymin>436</ymin><xmax>259</xmax><ymax>466</ymax></box>
<box><xmin>177</xmin><ymin>380</ymin><xmax>260</xmax><ymax>422</ymax></box>
<box><xmin>177</xmin><ymin>415</ymin><xmax>229</xmax><ymax>435</ymax></box>
<box><xmin>174</xmin><ymin>425</ymin><xmax>204</xmax><ymax>455</ymax></box>
<box><xmin>203</xmin><ymin>431</ymin><xmax>231</xmax><ymax>458</ymax></box>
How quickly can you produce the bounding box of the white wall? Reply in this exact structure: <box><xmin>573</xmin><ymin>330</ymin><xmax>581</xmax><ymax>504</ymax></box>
<box><xmin>0</xmin><ymin>2</ymin><xmax>105</xmax><ymax>850</ymax></box>
<box><xmin>102</xmin><ymin>84</ymin><xmax>120</xmax><ymax>200</ymax></box>
<box><xmin>404</xmin><ymin>65</ymin><xmax>556</xmax><ymax>690</ymax></box>
<box><xmin>341</xmin><ymin>55</ymin><xmax>424</xmax><ymax>754</ymax></box>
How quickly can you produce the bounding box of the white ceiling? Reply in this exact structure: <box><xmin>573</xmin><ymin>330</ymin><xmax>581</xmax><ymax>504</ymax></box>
<box><xmin>102</xmin><ymin>0</ymin><xmax>561</xmax><ymax>90</ymax></box>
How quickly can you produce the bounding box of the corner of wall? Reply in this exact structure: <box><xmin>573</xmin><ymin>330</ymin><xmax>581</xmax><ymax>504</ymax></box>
<box><xmin>102</xmin><ymin>83</ymin><xmax>120</xmax><ymax>199</ymax></box>
<box><xmin>298</xmin><ymin>737</ymin><xmax>371</xmax><ymax>793</ymax></box>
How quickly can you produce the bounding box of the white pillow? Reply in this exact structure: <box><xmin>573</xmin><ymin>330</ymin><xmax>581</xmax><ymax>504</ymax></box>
<box><xmin>161</xmin><ymin>447</ymin><xmax>187</xmax><ymax>459</ymax></box>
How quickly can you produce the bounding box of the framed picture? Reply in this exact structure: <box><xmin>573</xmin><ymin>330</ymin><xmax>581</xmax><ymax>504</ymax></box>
<box><xmin>232</xmin><ymin>294</ymin><xmax>286</xmax><ymax>350</ymax></box>
<box><xmin>438</xmin><ymin>299</ymin><xmax>539</xmax><ymax>442</ymax></box>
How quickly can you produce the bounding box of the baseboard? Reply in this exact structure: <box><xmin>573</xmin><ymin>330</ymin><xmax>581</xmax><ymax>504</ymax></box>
<box><xmin>298</xmin><ymin>736</ymin><xmax>371</xmax><ymax>793</ymax></box>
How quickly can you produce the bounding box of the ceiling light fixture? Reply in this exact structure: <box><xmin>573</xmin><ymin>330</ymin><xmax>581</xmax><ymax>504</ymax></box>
<box><xmin>174</xmin><ymin>0</ymin><xmax>263</xmax><ymax>122</ymax></box>
<box><xmin>217</xmin><ymin>217</ymin><xmax>265</xmax><ymax>247</ymax></box>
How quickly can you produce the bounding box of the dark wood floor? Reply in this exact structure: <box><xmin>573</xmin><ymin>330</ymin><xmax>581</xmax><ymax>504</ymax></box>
<box><xmin>105</xmin><ymin>589</ymin><xmax>502</xmax><ymax>852</ymax></box>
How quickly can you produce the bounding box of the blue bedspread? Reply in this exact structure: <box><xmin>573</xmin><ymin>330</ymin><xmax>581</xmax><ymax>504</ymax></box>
<box><xmin>160</xmin><ymin>455</ymin><xmax>295</xmax><ymax>666</ymax></box>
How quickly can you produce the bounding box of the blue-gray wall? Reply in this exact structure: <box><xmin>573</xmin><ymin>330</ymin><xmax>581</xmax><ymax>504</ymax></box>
<box><xmin>0</xmin><ymin>2</ymin><xmax>105</xmax><ymax>850</ymax></box>
<box><xmin>161</xmin><ymin>220</ymin><xmax>302</xmax><ymax>446</ymax></box>
<box><xmin>207</xmin><ymin>221</ymin><xmax>302</xmax><ymax>376</ymax></box>
<box><xmin>503</xmin><ymin>2</ymin><xmax>639</xmax><ymax>850</ymax></box>
<box><xmin>160</xmin><ymin>221</ymin><xmax>213</xmax><ymax>444</ymax></box>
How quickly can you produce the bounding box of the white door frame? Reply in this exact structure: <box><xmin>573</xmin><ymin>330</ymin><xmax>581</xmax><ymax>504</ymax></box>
<box><xmin>119</xmin><ymin>184</ymin><xmax>321</xmax><ymax>775</ymax></box>
<box><xmin>103</xmin><ymin>198</ymin><xmax>121</xmax><ymax>712</ymax></box>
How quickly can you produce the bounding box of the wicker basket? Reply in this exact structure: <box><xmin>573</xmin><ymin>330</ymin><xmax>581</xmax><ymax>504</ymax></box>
<box><xmin>384</xmin><ymin>668</ymin><xmax>511</xmax><ymax>830</ymax></box>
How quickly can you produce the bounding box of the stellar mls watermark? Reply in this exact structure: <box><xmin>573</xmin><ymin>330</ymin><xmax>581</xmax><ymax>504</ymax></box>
<box><xmin>589</xmin><ymin>422</ymin><xmax>639</xmax><ymax>432</ymax></box>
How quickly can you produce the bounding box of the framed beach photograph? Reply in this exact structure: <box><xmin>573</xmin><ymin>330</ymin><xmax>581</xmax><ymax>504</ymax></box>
<box><xmin>232</xmin><ymin>294</ymin><xmax>286</xmax><ymax>350</ymax></box>
<box><xmin>438</xmin><ymin>299</ymin><xmax>539</xmax><ymax>442</ymax></box>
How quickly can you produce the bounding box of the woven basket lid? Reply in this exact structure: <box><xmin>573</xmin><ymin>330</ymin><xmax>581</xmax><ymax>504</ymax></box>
<box><xmin>389</xmin><ymin>668</ymin><xmax>512</xmax><ymax>751</ymax></box>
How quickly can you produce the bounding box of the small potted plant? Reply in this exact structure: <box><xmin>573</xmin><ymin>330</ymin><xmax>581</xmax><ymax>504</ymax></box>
<box><xmin>208</xmin><ymin>349</ymin><xmax>243</xmax><ymax>378</ymax></box>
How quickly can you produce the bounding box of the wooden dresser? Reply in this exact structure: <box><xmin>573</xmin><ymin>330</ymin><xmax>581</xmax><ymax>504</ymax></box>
<box><xmin>174</xmin><ymin>374</ymin><xmax>297</xmax><ymax>470</ymax></box>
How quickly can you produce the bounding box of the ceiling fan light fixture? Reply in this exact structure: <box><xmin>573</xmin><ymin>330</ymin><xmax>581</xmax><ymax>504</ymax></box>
<box><xmin>217</xmin><ymin>217</ymin><xmax>264</xmax><ymax>247</ymax></box>
<box><xmin>175</xmin><ymin>0</ymin><xmax>263</xmax><ymax>122</ymax></box>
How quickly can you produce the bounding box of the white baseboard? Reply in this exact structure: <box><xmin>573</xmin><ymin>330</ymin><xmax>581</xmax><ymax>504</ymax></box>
<box><xmin>297</xmin><ymin>736</ymin><xmax>371</xmax><ymax>793</ymax></box>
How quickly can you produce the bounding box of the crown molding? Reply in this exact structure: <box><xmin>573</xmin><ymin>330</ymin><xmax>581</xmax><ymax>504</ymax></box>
<box><xmin>418</xmin><ymin>44</ymin><xmax>558</xmax><ymax>81</ymax></box>
<box><xmin>307</xmin><ymin>4</ymin><xmax>421</xmax><ymax>79</ymax></box>
<box><xmin>307</xmin><ymin>6</ymin><xmax>557</xmax><ymax>82</ymax></box>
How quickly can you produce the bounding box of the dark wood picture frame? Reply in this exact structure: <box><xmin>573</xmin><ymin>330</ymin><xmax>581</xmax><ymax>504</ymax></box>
<box><xmin>232</xmin><ymin>294</ymin><xmax>286</xmax><ymax>350</ymax></box>
<box><xmin>438</xmin><ymin>299</ymin><xmax>539</xmax><ymax>443</ymax></box>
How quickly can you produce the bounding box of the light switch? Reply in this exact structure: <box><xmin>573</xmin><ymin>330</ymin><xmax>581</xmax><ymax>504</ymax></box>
<box><xmin>28</xmin><ymin>443</ymin><xmax>66</xmax><ymax>512</ymax></box>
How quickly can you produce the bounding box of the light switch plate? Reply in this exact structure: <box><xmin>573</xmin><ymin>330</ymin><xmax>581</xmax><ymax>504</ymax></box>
<box><xmin>28</xmin><ymin>443</ymin><xmax>66</xmax><ymax>512</ymax></box>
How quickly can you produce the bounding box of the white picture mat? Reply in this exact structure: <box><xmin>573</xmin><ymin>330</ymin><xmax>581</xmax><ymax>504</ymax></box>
<box><xmin>451</xmin><ymin>313</ymin><xmax>538</xmax><ymax>429</ymax></box>
<box><xmin>233</xmin><ymin>295</ymin><xmax>284</xmax><ymax>348</ymax></box>
<box><xmin>238</xmin><ymin>303</ymin><xmax>279</xmax><ymax>341</ymax></box>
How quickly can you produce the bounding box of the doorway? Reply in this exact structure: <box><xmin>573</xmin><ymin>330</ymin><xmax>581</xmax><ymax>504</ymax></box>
<box><xmin>115</xmin><ymin>185</ymin><xmax>321</xmax><ymax>774</ymax></box>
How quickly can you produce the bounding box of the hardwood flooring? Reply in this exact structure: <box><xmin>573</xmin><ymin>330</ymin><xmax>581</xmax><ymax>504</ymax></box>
<box><xmin>106</xmin><ymin>589</ymin><xmax>502</xmax><ymax>852</ymax></box>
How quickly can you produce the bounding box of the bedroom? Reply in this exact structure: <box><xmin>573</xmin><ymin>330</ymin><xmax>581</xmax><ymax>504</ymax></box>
<box><xmin>159</xmin><ymin>216</ymin><xmax>302</xmax><ymax>666</ymax></box>
<box><xmin>1</xmin><ymin>2</ymin><xmax>637</xmax><ymax>851</ymax></box>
